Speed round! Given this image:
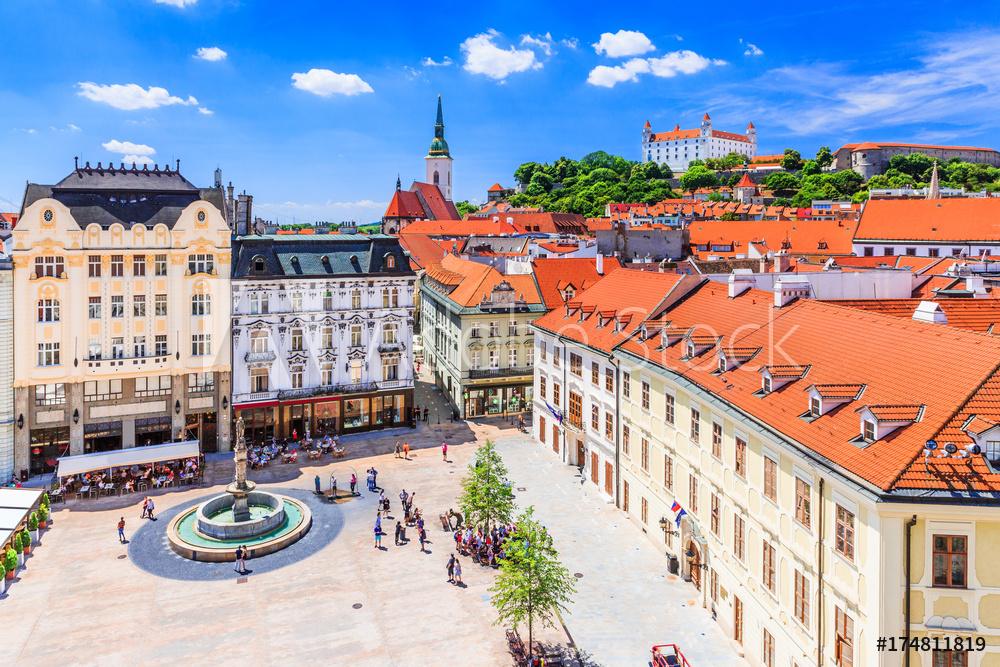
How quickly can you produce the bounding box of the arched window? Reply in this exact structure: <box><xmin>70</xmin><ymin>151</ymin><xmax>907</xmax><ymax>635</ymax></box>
<box><xmin>37</xmin><ymin>298</ymin><xmax>60</xmax><ymax>322</ymax></box>
<box><xmin>252</xmin><ymin>255</ymin><xmax>266</xmax><ymax>273</ymax></box>
<box><xmin>191</xmin><ymin>293</ymin><xmax>211</xmax><ymax>316</ymax></box>
<box><xmin>433</xmin><ymin>171</ymin><xmax>440</xmax><ymax>185</ymax></box>
<box><xmin>385</xmin><ymin>254</ymin><xmax>396</xmax><ymax>269</ymax></box>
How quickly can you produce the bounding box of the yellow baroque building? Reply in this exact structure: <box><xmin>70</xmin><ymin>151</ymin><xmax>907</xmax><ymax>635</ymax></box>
<box><xmin>12</xmin><ymin>161</ymin><xmax>232</xmax><ymax>478</ymax></box>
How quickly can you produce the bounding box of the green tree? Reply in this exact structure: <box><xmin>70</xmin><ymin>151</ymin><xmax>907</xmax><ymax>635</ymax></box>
<box><xmin>727</xmin><ymin>174</ymin><xmax>742</xmax><ymax>188</ymax></box>
<box><xmin>687</xmin><ymin>159</ymin><xmax>706</xmax><ymax>168</ymax></box>
<box><xmin>815</xmin><ymin>146</ymin><xmax>834</xmax><ymax>168</ymax></box>
<box><xmin>489</xmin><ymin>506</ymin><xmax>577</xmax><ymax>659</ymax></box>
<box><xmin>508</xmin><ymin>193</ymin><xmax>530</xmax><ymax>208</ymax></box>
<box><xmin>721</xmin><ymin>152</ymin><xmax>748</xmax><ymax>170</ymax></box>
<box><xmin>580</xmin><ymin>151</ymin><xmax>615</xmax><ymax>171</ymax></box>
<box><xmin>800</xmin><ymin>160</ymin><xmax>820</xmax><ymax>177</ymax></box>
<box><xmin>680</xmin><ymin>166</ymin><xmax>719</xmax><ymax>192</ymax></box>
<box><xmin>889</xmin><ymin>153</ymin><xmax>933</xmax><ymax>179</ymax></box>
<box><xmin>719</xmin><ymin>210</ymin><xmax>739</xmax><ymax>220</ymax></box>
<box><xmin>455</xmin><ymin>200</ymin><xmax>478</xmax><ymax>218</ymax></box>
<box><xmin>772</xmin><ymin>197</ymin><xmax>792</xmax><ymax>206</ymax></box>
<box><xmin>514</xmin><ymin>162</ymin><xmax>541</xmax><ymax>185</ymax></box>
<box><xmin>526</xmin><ymin>172</ymin><xmax>554</xmax><ymax>196</ymax></box>
<box><xmin>780</xmin><ymin>149</ymin><xmax>802</xmax><ymax>171</ymax></box>
<box><xmin>457</xmin><ymin>440</ymin><xmax>516</xmax><ymax>534</ymax></box>
<box><xmin>765</xmin><ymin>172</ymin><xmax>800</xmax><ymax>193</ymax></box>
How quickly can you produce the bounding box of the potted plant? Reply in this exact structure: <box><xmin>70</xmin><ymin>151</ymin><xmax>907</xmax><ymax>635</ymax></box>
<box><xmin>37</xmin><ymin>505</ymin><xmax>48</xmax><ymax>530</ymax></box>
<box><xmin>13</xmin><ymin>533</ymin><xmax>24</xmax><ymax>565</ymax></box>
<box><xmin>4</xmin><ymin>547</ymin><xmax>16</xmax><ymax>578</ymax></box>
<box><xmin>41</xmin><ymin>492</ymin><xmax>49</xmax><ymax>509</ymax></box>
<box><xmin>19</xmin><ymin>529</ymin><xmax>31</xmax><ymax>556</ymax></box>
<box><xmin>27</xmin><ymin>512</ymin><xmax>39</xmax><ymax>542</ymax></box>
<box><xmin>0</xmin><ymin>561</ymin><xmax>5</xmax><ymax>594</ymax></box>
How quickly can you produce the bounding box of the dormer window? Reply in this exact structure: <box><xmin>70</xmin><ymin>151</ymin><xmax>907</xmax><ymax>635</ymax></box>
<box><xmin>863</xmin><ymin>420</ymin><xmax>876</xmax><ymax>442</ymax></box>
<box><xmin>810</xmin><ymin>396</ymin><xmax>821</xmax><ymax>417</ymax></box>
<box><xmin>763</xmin><ymin>376</ymin><xmax>772</xmax><ymax>394</ymax></box>
<box><xmin>687</xmin><ymin>341</ymin><xmax>695</xmax><ymax>357</ymax></box>
<box><xmin>252</xmin><ymin>256</ymin><xmax>266</xmax><ymax>273</ymax></box>
<box><xmin>718</xmin><ymin>357</ymin><xmax>727</xmax><ymax>373</ymax></box>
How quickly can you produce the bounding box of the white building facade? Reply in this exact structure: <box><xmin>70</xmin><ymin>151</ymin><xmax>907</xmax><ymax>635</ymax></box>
<box><xmin>642</xmin><ymin>114</ymin><xmax>757</xmax><ymax>173</ymax></box>
<box><xmin>230</xmin><ymin>234</ymin><xmax>416</xmax><ymax>443</ymax></box>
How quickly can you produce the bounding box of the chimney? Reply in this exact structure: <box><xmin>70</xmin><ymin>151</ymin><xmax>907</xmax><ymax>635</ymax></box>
<box><xmin>966</xmin><ymin>276</ymin><xmax>989</xmax><ymax>298</ymax></box>
<box><xmin>728</xmin><ymin>268</ymin><xmax>756</xmax><ymax>298</ymax></box>
<box><xmin>774</xmin><ymin>252</ymin><xmax>792</xmax><ymax>273</ymax></box>
<box><xmin>596</xmin><ymin>254</ymin><xmax>604</xmax><ymax>275</ymax></box>
<box><xmin>913</xmin><ymin>301</ymin><xmax>948</xmax><ymax>325</ymax></box>
<box><xmin>773</xmin><ymin>276</ymin><xmax>811</xmax><ymax>308</ymax></box>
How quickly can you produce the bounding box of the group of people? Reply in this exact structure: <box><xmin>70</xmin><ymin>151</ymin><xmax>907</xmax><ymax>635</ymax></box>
<box><xmin>58</xmin><ymin>457</ymin><xmax>201</xmax><ymax>498</ymax></box>
<box><xmin>453</xmin><ymin>523</ymin><xmax>517</xmax><ymax>571</ymax></box>
<box><xmin>374</xmin><ymin>487</ymin><xmax>426</xmax><ymax>550</ymax></box>
<box><xmin>412</xmin><ymin>405</ymin><xmax>430</xmax><ymax>423</ymax></box>
<box><xmin>365</xmin><ymin>467</ymin><xmax>379</xmax><ymax>492</ymax></box>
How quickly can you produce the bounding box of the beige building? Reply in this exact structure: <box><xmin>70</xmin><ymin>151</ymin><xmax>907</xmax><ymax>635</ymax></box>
<box><xmin>532</xmin><ymin>269</ymin><xmax>1000</xmax><ymax>667</ymax></box>
<box><xmin>12</xmin><ymin>161</ymin><xmax>232</xmax><ymax>478</ymax></box>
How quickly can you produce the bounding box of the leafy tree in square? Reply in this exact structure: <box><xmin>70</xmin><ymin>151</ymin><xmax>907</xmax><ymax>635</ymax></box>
<box><xmin>457</xmin><ymin>440</ymin><xmax>516</xmax><ymax>534</ymax></box>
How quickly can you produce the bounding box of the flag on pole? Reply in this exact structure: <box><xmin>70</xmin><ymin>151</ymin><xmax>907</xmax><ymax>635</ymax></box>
<box><xmin>675</xmin><ymin>508</ymin><xmax>687</xmax><ymax>527</ymax></box>
<box><xmin>546</xmin><ymin>403</ymin><xmax>563</xmax><ymax>423</ymax></box>
<box><xmin>670</xmin><ymin>501</ymin><xmax>682</xmax><ymax>513</ymax></box>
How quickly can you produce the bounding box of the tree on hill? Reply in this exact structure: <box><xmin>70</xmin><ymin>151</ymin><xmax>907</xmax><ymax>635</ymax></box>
<box><xmin>526</xmin><ymin>172</ymin><xmax>554</xmax><ymax>196</ymax></box>
<box><xmin>580</xmin><ymin>151</ymin><xmax>616</xmax><ymax>171</ymax></box>
<box><xmin>889</xmin><ymin>153</ymin><xmax>933</xmax><ymax>179</ymax></box>
<box><xmin>815</xmin><ymin>146</ymin><xmax>834</xmax><ymax>168</ymax></box>
<box><xmin>764</xmin><ymin>172</ymin><xmax>800</xmax><ymax>194</ymax></box>
<box><xmin>455</xmin><ymin>201</ymin><xmax>478</xmax><ymax>217</ymax></box>
<box><xmin>800</xmin><ymin>160</ymin><xmax>820</xmax><ymax>177</ymax></box>
<box><xmin>514</xmin><ymin>162</ymin><xmax>542</xmax><ymax>185</ymax></box>
<box><xmin>680</xmin><ymin>166</ymin><xmax>719</xmax><ymax>192</ymax></box>
<box><xmin>780</xmin><ymin>149</ymin><xmax>802</xmax><ymax>171</ymax></box>
<box><xmin>720</xmin><ymin>152</ymin><xmax>748</xmax><ymax>170</ymax></box>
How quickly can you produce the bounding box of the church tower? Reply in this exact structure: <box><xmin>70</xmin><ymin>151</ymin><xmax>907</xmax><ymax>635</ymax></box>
<box><xmin>425</xmin><ymin>94</ymin><xmax>453</xmax><ymax>201</ymax></box>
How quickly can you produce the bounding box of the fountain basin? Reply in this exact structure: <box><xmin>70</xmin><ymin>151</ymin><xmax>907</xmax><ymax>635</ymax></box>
<box><xmin>196</xmin><ymin>491</ymin><xmax>285</xmax><ymax>540</ymax></box>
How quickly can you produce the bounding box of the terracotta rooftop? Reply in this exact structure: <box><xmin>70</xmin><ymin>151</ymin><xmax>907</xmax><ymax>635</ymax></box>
<box><xmin>855</xmin><ymin>198</ymin><xmax>1000</xmax><ymax>243</ymax></box>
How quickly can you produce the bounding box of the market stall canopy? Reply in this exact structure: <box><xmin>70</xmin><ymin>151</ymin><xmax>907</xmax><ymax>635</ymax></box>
<box><xmin>56</xmin><ymin>441</ymin><xmax>200</xmax><ymax>478</ymax></box>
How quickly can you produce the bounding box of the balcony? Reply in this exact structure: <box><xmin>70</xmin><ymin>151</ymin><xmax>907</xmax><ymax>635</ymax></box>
<box><xmin>245</xmin><ymin>350</ymin><xmax>277</xmax><ymax>363</ymax></box>
<box><xmin>377</xmin><ymin>342</ymin><xmax>406</xmax><ymax>354</ymax></box>
<box><xmin>85</xmin><ymin>354</ymin><xmax>171</xmax><ymax>372</ymax></box>
<box><xmin>378</xmin><ymin>379</ymin><xmax>414</xmax><ymax>390</ymax></box>
<box><xmin>468</xmin><ymin>366</ymin><xmax>534</xmax><ymax>380</ymax></box>
<box><xmin>276</xmin><ymin>382</ymin><xmax>379</xmax><ymax>400</ymax></box>
<box><xmin>566</xmin><ymin>416</ymin><xmax>585</xmax><ymax>433</ymax></box>
<box><xmin>233</xmin><ymin>390</ymin><xmax>278</xmax><ymax>404</ymax></box>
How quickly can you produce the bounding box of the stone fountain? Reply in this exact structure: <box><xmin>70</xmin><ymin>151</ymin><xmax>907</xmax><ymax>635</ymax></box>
<box><xmin>166</xmin><ymin>417</ymin><xmax>312</xmax><ymax>560</ymax></box>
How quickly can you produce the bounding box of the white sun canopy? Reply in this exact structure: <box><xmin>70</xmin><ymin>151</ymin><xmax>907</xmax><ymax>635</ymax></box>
<box><xmin>56</xmin><ymin>441</ymin><xmax>201</xmax><ymax>478</ymax></box>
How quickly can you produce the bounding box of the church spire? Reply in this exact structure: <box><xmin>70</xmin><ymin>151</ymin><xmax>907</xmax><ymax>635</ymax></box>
<box><xmin>428</xmin><ymin>94</ymin><xmax>450</xmax><ymax>157</ymax></box>
<box><xmin>927</xmin><ymin>161</ymin><xmax>941</xmax><ymax>200</ymax></box>
<box><xmin>396</xmin><ymin>174</ymin><xmax>401</xmax><ymax>191</ymax></box>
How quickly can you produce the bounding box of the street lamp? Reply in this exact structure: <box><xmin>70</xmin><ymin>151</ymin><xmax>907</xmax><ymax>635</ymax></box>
<box><xmin>72</xmin><ymin>408</ymin><xmax>80</xmax><ymax>425</ymax></box>
<box><xmin>17</xmin><ymin>414</ymin><xmax>23</xmax><ymax>430</ymax></box>
<box><xmin>175</xmin><ymin>400</ymin><xmax>182</xmax><ymax>415</ymax></box>
<box><xmin>658</xmin><ymin>517</ymin><xmax>679</xmax><ymax>536</ymax></box>
<box><xmin>685</xmin><ymin>548</ymin><xmax>708</xmax><ymax>570</ymax></box>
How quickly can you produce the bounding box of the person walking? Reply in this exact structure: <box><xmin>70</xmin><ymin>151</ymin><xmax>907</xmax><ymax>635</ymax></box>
<box><xmin>403</xmin><ymin>442</ymin><xmax>410</xmax><ymax>459</ymax></box>
<box><xmin>447</xmin><ymin>553</ymin><xmax>455</xmax><ymax>583</ymax></box>
<box><xmin>453</xmin><ymin>556</ymin><xmax>462</xmax><ymax>584</ymax></box>
<box><xmin>350</xmin><ymin>473</ymin><xmax>357</xmax><ymax>494</ymax></box>
<box><xmin>140</xmin><ymin>497</ymin><xmax>149</xmax><ymax>519</ymax></box>
<box><xmin>419</xmin><ymin>526</ymin><xmax>427</xmax><ymax>552</ymax></box>
<box><xmin>399</xmin><ymin>489</ymin><xmax>408</xmax><ymax>506</ymax></box>
<box><xmin>374</xmin><ymin>515</ymin><xmax>382</xmax><ymax>549</ymax></box>
<box><xmin>146</xmin><ymin>497</ymin><xmax>154</xmax><ymax>520</ymax></box>
<box><xmin>395</xmin><ymin>521</ymin><xmax>403</xmax><ymax>546</ymax></box>
<box><xmin>314</xmin><ymin>474</ymin><xmax>321</xmax><ymax>493</ymax></box>
<box><xmin>372</xmin><ymin>467</ymin><xmax>379</xmax><ymax>490</ymax></box>
<box><xmin>366</xmin><ymin>469</ymin><xmax>373</xmax><ymax>491</ymax></box>
<box><xmin>394</xmin><ymin>442</ymin><xmax>401</xmax><ymax>458</ymax></box>
<box><xmin>117</xmin><ymin>517</ymin><xmax>126</xmax><ymax>544</ymax></box>
<box><xmin>423</xmin><ymin>407</ymin><xmax>429</xmax><ymax>423</ymax></box>
<box><xmin>234</xmin><ymin>545</ymin><xmax>244</xmax><ymax>573</ymax></box>
<box><xmin>442</xmin><ymin>442</ymin><xmax>448</xmax><ymax>461</ymax></box>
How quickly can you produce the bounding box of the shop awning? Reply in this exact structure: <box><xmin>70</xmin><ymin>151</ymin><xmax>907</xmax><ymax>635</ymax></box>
<box><xmin>0</xmin><ymin>488</ymin><xmax>44</xmax><ymax>510</ymax></box>
<box><xmin>56</xmin><ymin>441</ymin><xmax>200</xmax><ymax>478</ymax></box>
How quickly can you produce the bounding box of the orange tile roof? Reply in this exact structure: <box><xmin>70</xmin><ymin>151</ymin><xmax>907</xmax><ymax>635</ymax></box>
<box><xmin>688</xmin><ymin>219</ymin><xmax>855</xmax><ymax>257</ymax></box>
<box><xmin>865</xmin><ymin>405</ymin><xmax>925</xmax><ymax>422</ymax></box>
<box><xmin>384</xmin><ymin>189</ymin><xmax>425</xmax><ymax>219</ymax></box>
<box><xmin>608</xmin><ymin>284</ymin><xmax>1000</xmax><ymax>492</ymax></box>
<box><xmin>855</xmin><ymin>198</ymin><xmax>1000</xmax><ymax>243</ymax></box>
<box><xmin>426</xmin><ymin>254</ymin><xmax>542</xmax><ymax>308</ymax></box>
<box><xmin>396</xmin><ymin>233</ymin><xmax>446</xmax><ymax>270</ymax></box>
<box><xmin>841</xmin><ymin>141</ymin><xmax>998</xmax><ymax>153</ymax></box>
<box><xmin>650</xmin><ymin>129</ymin><xmax>701</xmax><ymax>141</ymax></box>
<box><xmin>822</xmin><ymin>298</ymin><xmax>1000</xmax><ymax>333</ymax></box>
<box><xmin>488</xmin><ymin>183</ymin><xmax>505</xmax><ymax>192</ymax></box>
<box><xmin>735</xmin><ymin>173</ymin><xmax>756</xmax><ymax>189</ymax></box>
<box><xmin>911</xmin><ymin>276</ymin><xmax>962</xmax><ymax>299</ymax></box>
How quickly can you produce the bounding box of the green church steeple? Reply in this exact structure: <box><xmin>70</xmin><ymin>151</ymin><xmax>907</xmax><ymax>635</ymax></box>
<box><xmin>427</xmin><ymin>94</ymin><xmax>450</xmax><ymax>157</ymax></box>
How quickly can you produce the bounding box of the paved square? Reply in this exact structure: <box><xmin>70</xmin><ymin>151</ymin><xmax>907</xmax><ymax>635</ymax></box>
<box><xmin>3</xmin><ymin>380</ymin><xmax>745</xmax><ymax>666</ymax></box>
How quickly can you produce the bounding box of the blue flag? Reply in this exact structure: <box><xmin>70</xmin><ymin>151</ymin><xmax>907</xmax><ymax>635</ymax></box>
<box><xmin>675</xmin><ymin>508</ymin><xmax>687</xmax><ymax>527</ymax></box>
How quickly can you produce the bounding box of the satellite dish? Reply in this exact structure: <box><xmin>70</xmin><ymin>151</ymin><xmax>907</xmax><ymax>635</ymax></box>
<box><xmin>944</xmin><ymin>442</ymin><xmax>958</xmax><ymax>454</ymax></box>
<box><xmin>968</xmin><ymin>444</ymin><xmax>982</xmax><ymax>455</ymax></box>
<box><xmin>925</xmin><ymin>440</ymin><xmax>938</xmax><ymax>450</ymax></box>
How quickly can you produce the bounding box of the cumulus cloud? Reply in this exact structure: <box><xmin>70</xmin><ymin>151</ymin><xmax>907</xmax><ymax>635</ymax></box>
<box><xmin>744</xmin><ymin>43</ymin><xmax>764</xmax><ymax>56</ymax></box>
<box><xmin>14</xmin><ymin>128</ymin><xmax>37</xmax><ymax>134</ymax></box>
<box><xmin>198</xmin><ymin>107</ymin><xmax>214</xmax><ymax>115</ymax></box>
<box><xmin>102</xmin><ymin>140</ymin><xmax>156</xmax><ymax>156</ymax></box>
<box><xmin>77</xmin><ymin>83</ymin><xmax>198</xmax><ymax>110</ymax></box>
<box><xmin>587</xmin><ymin>50</ymin><xmax>725</xmax><ymax>87</ymax></box>
<box><xmin>521</xmin><ymin>32</ymin><xmax>555</xmax><ymax>56</ymax></box>
<box><xmin>587</xmin><ymin>59</ymin><xmax>650</xmax><ymax>87</ymax></box>
<box><xmin>195</xmin><ymin>47</ymin><xmax>227</xmax><ymax>61</ymax></box>
<box><xmin>561</xmin><ymin>37</ymin><xmax>579</xmax><ymax>49</ymax></box>
<box><xmin>291</xmin><ymin>69</ymin><xmax>374</xmax><ymax>97</ymax></box>
<box><xmin>153</xmin><ymin>0</ymin><xmax>197</xmax><ymax>6</ymax></box>
<box><xmin>421</xmin><ymin>56</ymin><xmax>453</xmax><ymax>67</ymax></box>
<box><xmin>592</xmin><ymin>30</ymin><xmax>655</xmax><ymax>58</ymax></box>
<box><xmin>122</xmin><ymin>155</ymin><xmax>155</xmax><ymax>165</ymax></box>
<box><xmin>461</xmin><ymin>29</ymin><xmax>540</xmax><ymax>81</ymax></box>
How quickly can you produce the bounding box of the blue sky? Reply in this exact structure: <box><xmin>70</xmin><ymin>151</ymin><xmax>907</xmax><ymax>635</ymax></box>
<box><xmin>2</xmin><ymin>1</ymin><xmax>999</xmax><ymax>223</ymax></box>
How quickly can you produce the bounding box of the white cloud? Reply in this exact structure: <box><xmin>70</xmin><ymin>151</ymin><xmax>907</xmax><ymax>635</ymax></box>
<box><xmin>102</xmin><ymin>140</ymin><xmax>156</xmax><ymax>156</ymax></box>
<box><xmin>14</xmin><ymin>128</ymin><xmax>37</xmax><ymax>134</ymax></box>
<box><xmin>521</xmin><ymin>33</ymin><xmax>555</xmax><ymax>56</ymax></box>
<box><xmin>561</xmin><ymin>37</ymin><xmax>579</xmax><ymax>49</ymax></box>
<box><xmin>592</xmin><ymin>30</ymin><xmax>655</xmax><ymax>58</ymax></box>
<box><xmin>744</xmin><ymin>43</ymin><xmax>764</xmax><ymax>56</ymax></box>
<box><xmin>77</xmin><ymin>83</ymin><xmax>198</xmax><ymax>111</ymax></box>
<box><xmin>587</xmin><ymin>59</ymin><xmax>650</xmax><ymax>87</ymax></box>
<box><xmin>68</xmin><ymin>124</ymin><xmax>81</xmax><ymax>132</ymax></box>
<box><xmin>461</xmin><ymin>29</ymin><xmax>540</xmax><ymax>81</ymax></box>
<box><xmin>648</xmin><ymin>51</ymin><xmax>726</xmax><ymax>77</ymax></box>
<box><xmin>198</xmin><ymin>107</ymin><xmax>214</xmax><ymax>115</ymax></box>
<box><xmin>421</xmin><ymin>57</ymin><xmax>453</xmax><ymax>67</ymax></box>
<box><xmin>122</xmin><ymin>155</ymin><xmax>155</xmax><ymax>165</ymax></box>
<box><xmin>153</xmin><ymin>0</ymin><xmax>197</xmax><ymax>6</ymax></box>
<box><xmin>743</xmin><ymin>30</ymin><xmax>1000</xmax><ymax>136</ymax></box>
<box><xmin>291</xmin><ymin>69</ymin><xmax>374</xmax><ymax>97</ymax></box>
<box><xmin>587</xmin><ymin>50</ymin><xmax>725</xmax><ymax>87</ymax></box>
<box><xmin>195</xmin><ymin>47</ymin><xmax>227</xmax><ymax>61</ymax></box>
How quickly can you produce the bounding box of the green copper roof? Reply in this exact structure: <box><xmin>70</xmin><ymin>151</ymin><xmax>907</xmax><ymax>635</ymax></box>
<box><xmin>427</xmin><ymin>95</ymin><xmax>450</xmax><ymax>157</ymax></box>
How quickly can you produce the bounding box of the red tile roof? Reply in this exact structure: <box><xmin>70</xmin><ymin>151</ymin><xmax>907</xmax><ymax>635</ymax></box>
<box><xmin>688</xmin><ymin>219</ymin><xmax>856</xmax><ymax>257</ymax></box>
<box><xmin>397</xmin><ymin>233</ymin><xmax>446</xmax><ymax>270</ymax></box>
<box><xmin>531</xmin><ymin>257</ymin><xmax>622</xmax><ymax>309</ymax></box>
<box><xmin>425</xmin><ymin>254</ymin><xmax>542</xmax><ymax>308</ymax></box>
<box><xmin>822</xmin><ymin>298</ymin><xmax>1000</xmax><ymax>333</ymax></box>
<box><xmin>855</xmin><ymin>198</ymin><xmax>1000</xmax><ymax>243</ymax></box>
<box><xmin>839</xmin><ymin>141</ymin><xmax>998</xmax><ymax>154</ymax></box>
<box><xmin>735</xmin><ymin>173</ymin><xmax>756</xmax><ymax>189</ymax></box>
<box><xmin>383</xmin><ymin>182</ymin><xmax>460</xmax><ymax>222</ymax></box>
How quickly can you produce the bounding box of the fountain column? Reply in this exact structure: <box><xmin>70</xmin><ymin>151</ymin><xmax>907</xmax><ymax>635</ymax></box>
<box><xmin>227</xmin><ymin>416</ymin><xmax>256</xmax><ymax>522</ymax></box>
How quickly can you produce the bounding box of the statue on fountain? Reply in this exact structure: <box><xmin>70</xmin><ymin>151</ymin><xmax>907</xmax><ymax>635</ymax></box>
<box><xmin>227</xmin><ymin>416</ymin><xmax>256</xmax><ymax>521</ymax></box>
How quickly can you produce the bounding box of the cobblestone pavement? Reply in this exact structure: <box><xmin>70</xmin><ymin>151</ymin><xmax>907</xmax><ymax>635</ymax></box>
<box><xmin>3</xmin><ymin>369</ymin><xmax>744</xmax><ymax>666</ymax></box>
